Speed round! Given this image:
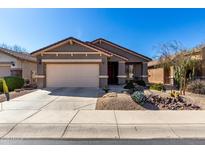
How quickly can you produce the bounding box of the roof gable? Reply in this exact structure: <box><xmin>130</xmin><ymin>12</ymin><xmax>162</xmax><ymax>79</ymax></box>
<box><xmin>50</xmin><ymin>43</ymin><xmax>95</xmax><ymax>53</ymax></box>
<box><xmin>31</xmin><ymin>37</ymin><xmax>112</xmax><ymax>57</ymax></box>
<box><xmin>85</xmin><ymin>42</ymin><xmax>128</xmax><ymax>61</ymax></box>
<box><xmin>92</xmin><ymin>38</ymin><xmax>151</xmax><ymax>61</ymax></box>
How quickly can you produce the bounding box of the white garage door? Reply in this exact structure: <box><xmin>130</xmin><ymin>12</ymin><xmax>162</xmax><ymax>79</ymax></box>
<box><xmin>0</xmin><ymin>66</ymin><xmax>10</xmax><ymax>77</ymax></box>
<box><xmin>46</xmin><ymin>64</ymin><xmax>99</xmax><ymax>87</ymax></box>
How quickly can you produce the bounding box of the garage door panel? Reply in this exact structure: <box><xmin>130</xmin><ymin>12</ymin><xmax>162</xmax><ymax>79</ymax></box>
<box><xmin>46</xmin><ymin>64</ymin><xmax>99</xmax><ymax>87</ymax></box>
<box><xmin>0</xmin><ymin>66</ymin><xmax>10</xmax><ymax>77</ymax></box>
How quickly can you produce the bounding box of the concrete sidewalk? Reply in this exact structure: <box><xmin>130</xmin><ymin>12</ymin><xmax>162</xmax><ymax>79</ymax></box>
<box><xmin>1</xmin><ymin>110</ymin><xmax>205</xmax><ymax>139</ymax></box>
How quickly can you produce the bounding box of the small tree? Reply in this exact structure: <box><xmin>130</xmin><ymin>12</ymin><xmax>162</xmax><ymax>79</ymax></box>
<box><xmin>0</xmin><ymin>43</ymin><xmax>27</xmax><ymax>53</ymax></box>
<box><xmin>155</xmin><ymin>41</ymin><xmax>201</xmax><ymax>95</ymax></box>
<box><xmin>173</xmin><ymin>51</ymin><xmax>200</xmax><ymax>95</ymax></box>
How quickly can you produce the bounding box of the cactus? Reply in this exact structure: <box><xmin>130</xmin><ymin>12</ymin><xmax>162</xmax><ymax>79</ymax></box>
<box><xmin>170</xmin><ymin>90</ymin><xmax>180</xmax><ymax>98</ymax></box>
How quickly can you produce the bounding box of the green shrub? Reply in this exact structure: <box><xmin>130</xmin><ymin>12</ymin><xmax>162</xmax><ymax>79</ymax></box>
<box><xmin>131</xmin><ymin>91</ymin><xmax>147</xmax><ymax>105</ymax></box>
<box><xmin>187</xmin><ymin>80</ymin><xmax>205</xmax><ymax>94</ymax></box>
<box><xmin>150</xmin><ymin>83</ymin><xmax>165</xmax><ymax>91</ymax></box>
<box><xmin>102</xmin><ymin>85</ymin><xmax>110</xmax><ymax>93</ymax></box>
<box><xmin>0</xmin><ymin>82</ymin><xmax>2</xmax><ymax>92</ymax></box>
<box><xmin>134</xmin><ymin>85</ymin><xmax>144</xmax><ymax>92</ymax></box>
<box><xmin>0</xmin><ymin>76</ymin><xmax>24</xmax><ymax>92</ymax></box>
<box><xmin>134</xmin><ymin>80</ymin><xmax>146</xmax><ymax>87</ymax></box>
<box><xmin>124</xmin><ymin>80</ymin><xmax>135</xmax><ymax>89</ymax></box>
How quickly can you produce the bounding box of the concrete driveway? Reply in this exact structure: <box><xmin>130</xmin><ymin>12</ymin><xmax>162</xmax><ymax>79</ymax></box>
<box><xmin>2</xmin><ymin>87</ymin><xmax>98</xmax><ymax>111</ymax></box>
<box><xmin>1</xmin><ymin>88</ymin><xmax>205</xmax><ymax>140</ymax></box>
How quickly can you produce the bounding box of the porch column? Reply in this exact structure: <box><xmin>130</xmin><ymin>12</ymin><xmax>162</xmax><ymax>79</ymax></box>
<box><xmin>99</xmin><ymin>57</ymin><xmax>108</xmax><ymax>88</ymax></box>
<box><xmin>36</xmin><ymin>56</ymin><xmax>45</xmax><ymax>88</ymax></box>
<box><xmin>118</xmin><ymin>61</ymin><xmax>127</xmax><ymax>84</ymax></box>
<box><xmin>141</xmin><ymin>62</ymin><xmax>148</xmax><ymax>83</ymax></box>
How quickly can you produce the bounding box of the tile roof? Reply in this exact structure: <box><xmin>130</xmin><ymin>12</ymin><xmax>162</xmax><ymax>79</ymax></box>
<box><xmin>148</xmin><ymin>60</ymin><xmax>160</xmax><ymax>67</ymax></box>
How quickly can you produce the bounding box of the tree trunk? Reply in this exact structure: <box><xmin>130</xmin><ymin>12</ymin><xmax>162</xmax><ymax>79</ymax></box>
<box><xmin>179</xmin><ymin>79</ymin><xmax>183</xmax><ymax>95</ymax></box>
<box><xmin>183</xmin><ymin>76</ymin><xmax>187</xmax><ymax>95</ymax></box>
<box><xmin>183</xmin><ymin>80</ymin><xmax>186</xmax><ymax>95</ymax></box>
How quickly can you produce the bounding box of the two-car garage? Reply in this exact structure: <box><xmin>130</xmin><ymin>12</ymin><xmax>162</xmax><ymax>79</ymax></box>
<box><xmin>46</xmin><ymin>64</ymin><xmax>99</xmax><ymax>88</ymax></box>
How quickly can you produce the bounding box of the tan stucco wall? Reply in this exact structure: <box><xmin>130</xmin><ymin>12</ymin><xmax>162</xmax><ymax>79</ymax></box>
<box><xmin>148</xmin><ymin>67</ymin><xmax>164</xmax><ymax>84</ymax></box>
<box><xmin>21</xmin><ymin>61</ymin><xmax>37</xmax><ymax>81</ymax></box>
<box><xmin>0</xmin><ymin>51</ymin><xmax>37</xmax><ymax>81</ymax></box>
<box><xmin>0</xmin><ymin>52</ymin><xmax>21</xmax><ymax>69</ymax></box>
<box><xmin>148</xmin><ymin>66</ymin><xmax>174</xmax><ymax>84</ymax></box>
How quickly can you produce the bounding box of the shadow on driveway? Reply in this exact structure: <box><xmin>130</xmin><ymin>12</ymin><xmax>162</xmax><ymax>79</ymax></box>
<box><xmin>46</xmin><ymin>87</ymin><xmax>99</xmax><ymax>98</ymax></box>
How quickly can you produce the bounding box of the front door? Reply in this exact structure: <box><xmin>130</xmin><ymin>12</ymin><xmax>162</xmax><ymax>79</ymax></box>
<box><xmin>108</xmin><ymin>62</ymin><xmax>118</xmax><ymax>84</ymax></box>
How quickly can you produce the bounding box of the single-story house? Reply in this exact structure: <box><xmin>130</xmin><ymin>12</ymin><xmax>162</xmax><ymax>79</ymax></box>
<box><xmin>0</xmin><ymin>47</ymin><xmax>37</xmax><ymax>82</ymax></box>
<box><xmin>148</xmin><ymin>46</ymin><xmax>205</xmax><ymax>85</ymax></box>
<box><xmin>31</xmin><ymin>37</ymin><xmax>151</xmax><ymax>88</ymax></box>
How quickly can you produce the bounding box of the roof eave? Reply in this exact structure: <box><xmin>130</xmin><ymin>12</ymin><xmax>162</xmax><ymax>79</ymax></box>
<box><xmin>92</xmin><ymin>38</ymin><xmax>152</xmax><ymax>62</ymax></box>
<box><xmin>0</xmin><ymin>48</ymin><xmax>36</xmax><ymax>63</ymax></box>
<box><xmin>31</xmin><ymin>37</ymin><xmax>112</xmax><ymax>57</ymax></box>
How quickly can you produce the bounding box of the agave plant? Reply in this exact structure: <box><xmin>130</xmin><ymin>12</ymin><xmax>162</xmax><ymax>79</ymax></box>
<box><xmin>131</xmin><ymin>91</ymin><xmax>147</xmax><ymax>105</ymax></box>
<box><xmin>102</xmin><ymin>85</ymin><xmax>110</xmax><ymax>93</ymax></box>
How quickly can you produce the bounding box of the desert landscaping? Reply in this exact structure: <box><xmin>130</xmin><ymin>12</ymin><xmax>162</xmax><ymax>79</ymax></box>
<box><xmin>96</xmin><ymin>81</ymin><xmax>204</xmax><ymax>111</ymax></box>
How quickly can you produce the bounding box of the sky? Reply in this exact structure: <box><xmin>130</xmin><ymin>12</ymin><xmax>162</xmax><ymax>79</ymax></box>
<box><xmin>1</xmin><ymin>8</ymin><xmax>205</xmax><ymax>58</ymax></box>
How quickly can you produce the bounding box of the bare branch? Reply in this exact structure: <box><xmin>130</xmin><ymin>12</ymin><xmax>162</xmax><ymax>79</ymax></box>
<box><xmin>0</xmin><ymin>43</ymin><xmax>27</xmax><ymax>53</ymax></box>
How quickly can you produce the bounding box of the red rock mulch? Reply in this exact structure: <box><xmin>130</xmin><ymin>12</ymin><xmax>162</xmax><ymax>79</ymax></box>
<box><xmin>96</xmin><ymin>91</ymin><xmax>202</xmax><ymax>110</ymax></box>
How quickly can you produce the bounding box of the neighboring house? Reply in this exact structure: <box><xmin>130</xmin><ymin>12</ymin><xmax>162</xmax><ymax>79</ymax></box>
<box><xmin>148</xmin><ymin>47</ymin><xmax>205</xmax><ymax>85</ymax></box>
<box><xmin>31</xmin><ymin>37</ymin><xmax>151</xmax><ymax>88</ymax></box>
<box><xmin>0</xmin><ymin>47</ymin><xmax>37</xmax><ymax>82</ymax></box>
<box><xmin>148</xmin><ymin>60</ymin><xmax>175</xmax><ymax>85</ymax></box>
